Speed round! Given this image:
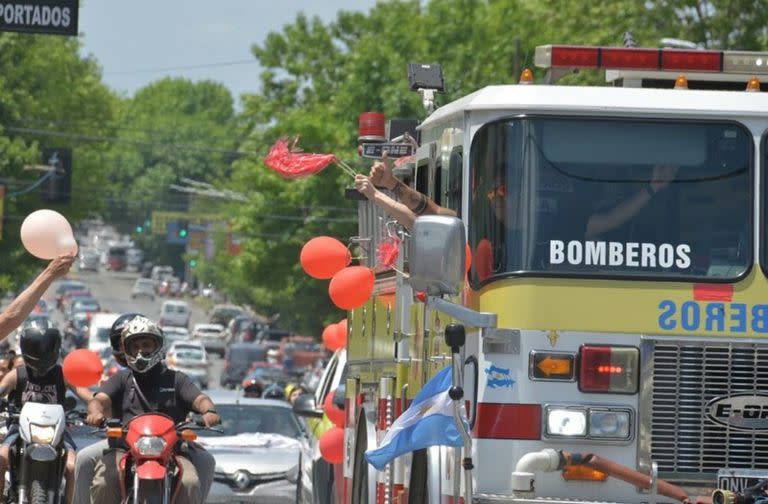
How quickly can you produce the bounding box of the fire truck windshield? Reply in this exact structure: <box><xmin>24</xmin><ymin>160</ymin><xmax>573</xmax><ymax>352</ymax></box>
<box><xmin>468</xmin><ymin>117</ymin><xmax>752</xmax><ymax>285</ymax></box>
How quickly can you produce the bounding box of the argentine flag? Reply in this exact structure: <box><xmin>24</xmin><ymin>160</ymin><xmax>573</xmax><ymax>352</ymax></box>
<box><xmin>365</xmin><ymin>367</ymin><xmax>467</xmax><ymax>470</ymax></box>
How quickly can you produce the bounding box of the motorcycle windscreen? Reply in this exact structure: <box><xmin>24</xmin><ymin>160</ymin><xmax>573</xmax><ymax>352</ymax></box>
<box><xmin>135</xmin><ymin>460</ymin><xmax>166</xmax><ymax>480</ymax></box>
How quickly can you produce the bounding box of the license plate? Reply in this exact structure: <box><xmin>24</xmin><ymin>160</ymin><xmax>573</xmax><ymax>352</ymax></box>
<box><xmin>717</xmin><ymin>468</ymin><xmax>768</xmax><ymax>492</ymax></box>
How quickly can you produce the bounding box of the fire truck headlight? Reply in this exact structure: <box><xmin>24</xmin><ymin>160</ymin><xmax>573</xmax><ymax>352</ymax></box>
<box><xmin>546</xmin><ymin>407</ymin><xmax>587</xmax><ymax>437</ymax></box>
<box><xmin>588</xmin><ymin>409</ymin><xmax>631</xmax><ymax>439</ymax></box>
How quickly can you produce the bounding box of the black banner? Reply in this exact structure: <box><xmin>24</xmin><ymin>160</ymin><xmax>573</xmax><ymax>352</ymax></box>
<box><xmin>0</xmin><ymin>0</ymin><xmax>78</xmax><ymax>36</ymax></box>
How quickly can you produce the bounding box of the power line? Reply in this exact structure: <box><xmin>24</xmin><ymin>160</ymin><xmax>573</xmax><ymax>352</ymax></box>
<box><xmin>104</xmin><ymin>60</ymin><xmax>258</xmax><ymax>75</ymax></box>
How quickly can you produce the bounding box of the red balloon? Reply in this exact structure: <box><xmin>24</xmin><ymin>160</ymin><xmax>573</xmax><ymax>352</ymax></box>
<box><xmin>475</xmin><ymin>239</ymin><xmax>493</xmax><ymax>282</ymax></box>
<box><xmin>329</xmin><ymin>266</ymin><xmax>374</xmax><ymax>310</ymax></box>
<box><xmin>300</xmin><ymin>237</ymin><xmax>351</xmax><ymax>279</ymax></box>
<box><xmin>465</xmin><ymin>243</ymin><xmax>472</xmax><ymax>274</ymax></box>
<box><xmin>319</xmin><ymin>427</ymin><xmax>345</xmax><ymax>464</ymax></box>
<box><xmin>323</xmin><ymin>389</ymin><xmax>345</xmax><ymax>428</ymax></box>
<box><xmin>322</xmin><ymin>323</ymin><xmax>341</xmax><ymax>351</ymax></box>
<box><xmin>335</xmin><ymin>319</ymin><xmax>348</xmax><ymax>348</ymax></box>
<box><xmin>62</xmin><ymin>349</ymin><xmax>104</xmax><ymax>387</ymax></box>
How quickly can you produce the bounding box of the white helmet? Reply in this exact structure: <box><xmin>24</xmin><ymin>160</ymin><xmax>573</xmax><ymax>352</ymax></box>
<box><xmin>121</xmin><ymin>316</ymin><xmax>164</xmax><ymax>373</ymax></box>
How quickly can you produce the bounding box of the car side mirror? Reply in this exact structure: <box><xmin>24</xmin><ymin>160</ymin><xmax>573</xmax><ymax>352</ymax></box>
<box><xmin>408</xmin><ymin>216</ymin><xmax>466</xmax><ymax>296</ymax></box>
<box><xmin>293</xmin><ymin>394</ymin><xmax>323</xmax><ymax>419</ymax></box>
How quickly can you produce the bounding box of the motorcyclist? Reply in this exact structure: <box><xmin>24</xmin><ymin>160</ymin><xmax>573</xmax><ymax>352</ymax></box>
<box><xmin>262</xmin><ymin>383</ymin><xmax>285</xmax><ymax>400</ymax></box>
<box><xmin>86</xmin><ymin>316</ymin><xmax>220</xmax><ymax>504</ymax></box>
<box><xmin>72</xmin><ymin>312</ymin><xmax>140</xmax><ymax>504</ymax></box>
<box><xmin>0</xmin><ymin>325</ymin><xmax>93</xmax><ymax>504</ymax></box>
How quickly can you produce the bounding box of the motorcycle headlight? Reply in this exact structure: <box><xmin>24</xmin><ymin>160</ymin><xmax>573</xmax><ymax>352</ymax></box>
<box><xmin>30</xmin><ymin>425</ymin><xmax>56</xmax><ymax>445</ymax></box>
<box><xmin>545</xmin><ymin>407</ymin><xmax>587</xmax><ymax>437</ymax></box>
<box><xmin>135</xmin><ymin>436</ymin><xmax>167</xmax><ymax>456</ymax></box>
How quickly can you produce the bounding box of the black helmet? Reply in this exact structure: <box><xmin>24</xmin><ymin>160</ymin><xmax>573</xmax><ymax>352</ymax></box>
<box><xmin>110</xmin><ymin>313</ymin><xmax>142</xmax><ymax>365</ymax></box>
<box><xmin>121</xmin><ymin>316</ymin><xmax>164</xmax><ymax>374</ymax></box>
<box><xmin>261</xmin><ymin>384</ymin><xmax>285</xmax><ymax>400</ymax></box>
<box><xmin>20</xmin><ymin>326</ymin><xmax>61</xmax><ymax>377</ymax></box>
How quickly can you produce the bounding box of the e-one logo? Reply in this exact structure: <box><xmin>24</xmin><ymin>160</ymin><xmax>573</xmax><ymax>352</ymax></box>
<box><xmin>706</xmin><ymin>394</ymin><xmax>768</xmax><ymax>431</ymax></box>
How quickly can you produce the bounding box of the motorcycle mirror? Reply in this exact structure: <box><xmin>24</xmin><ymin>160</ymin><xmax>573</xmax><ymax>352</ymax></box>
<box><xmin>64</xmin><ymin>396</ymin><xmax>77</xmax><ymax>412</ymax></box>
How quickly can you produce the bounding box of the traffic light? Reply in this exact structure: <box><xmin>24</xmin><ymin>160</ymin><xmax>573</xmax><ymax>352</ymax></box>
<box><xmin>189</xmin><ymin>258</ymin><xmax>197</xmax><ymax>268</ymax></box>
<box><xmin>135</xmin><ymin>225</ymin><xmax>144</xmax><ymax>234</ymax></box>
<box><xmin>41</xmin><ymin>148</ymin><xmax>72</xmax><ymax>203</ymax></box>
<box><xmin>178</xmin><ymin>220</ymin><xmax>189</xmax><ymax>238</ymax></box>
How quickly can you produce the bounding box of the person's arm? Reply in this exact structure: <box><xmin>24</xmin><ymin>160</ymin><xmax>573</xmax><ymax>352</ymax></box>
<box><xmin>585</xmin><ymin>164</ymin><xmax>678</xmax><ymax>239</ymax></box>
<box><xmin>0</xmin><ymin>255</ymin><xmax>74</xmax><ymax>340</ymax></box>
<box><xmin>356</xmin><ymin>175</ymin><xmax>417</xmax><ymax>229</ymax></box>
<box><xmin>0</xmin><ymin>369</ymin><xmax>18</xmax><ymax>397</ymax></box>
<box><xmin>67</xmin><ymin>384</ymin><xmax>93</xmax><ymax>403</ymax></box>
<box><xmin>585</xmin><ymin>188</ymin><xmax>653</xmax><ymax>239</ymax></box>
<box><xmin>176</xmin><ymin>371</ymin><xmax>220</xmax><ymax>427</ymax></box>
<box><xmin>86</xmin><ymin>392</ymin><xmax>112</xmax><ymax>426</ymax></box>
<box><xmin>191</xmin><ymin>394</ymin><xmax>221</xmax><ymax>427</ymax></box>
<box><xmin>369</xmin><ymin>152</ymin><xmax>457</xmax><ymax>218</ymax></box>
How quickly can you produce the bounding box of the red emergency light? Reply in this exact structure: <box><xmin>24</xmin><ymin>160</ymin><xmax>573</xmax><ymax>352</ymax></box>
<box><xmin>536</xmin><ymin>45</ymin><xmax>723</xmax><ymax>73</ymax></box>
<box><xmin>578</xmin><ymin>345</ymin><xmax>639</xmax><ymax>394</ymax></box>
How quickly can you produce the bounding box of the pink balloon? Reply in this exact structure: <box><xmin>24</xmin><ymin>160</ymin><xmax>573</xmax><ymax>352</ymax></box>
<box><xmin>20</xmin><ymin>210</ymin><xmax>77</xmax><ymax>260</ymax></box>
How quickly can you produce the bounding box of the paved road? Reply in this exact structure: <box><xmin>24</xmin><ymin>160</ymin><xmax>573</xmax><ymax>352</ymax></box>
<box><xmin>46</xmin><ymin>267</ymin><xmax>226</xmax><ymax>390</ymax></box>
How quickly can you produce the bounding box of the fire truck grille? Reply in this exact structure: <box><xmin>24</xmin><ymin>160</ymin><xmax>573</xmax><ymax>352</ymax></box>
<box><xmin>648</xmin><ymin>342</ymin><xmax>768</xmax><ymax>475</ymax></box>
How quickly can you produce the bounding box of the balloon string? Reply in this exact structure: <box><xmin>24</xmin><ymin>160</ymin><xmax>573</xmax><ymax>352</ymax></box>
<box><xmin>335</xmin><ymin>159</ymin><xmax>357</xmax><ymax>178</ymax></box>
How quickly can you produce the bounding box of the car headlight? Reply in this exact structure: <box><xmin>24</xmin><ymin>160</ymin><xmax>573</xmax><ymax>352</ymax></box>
<box><xmin>30</xmin><ymin>425</ymin><xmax>55</xmax><ymax>445</ymax></box>
<box><xmin>135</xmin><ymin>436</ymin><xmax>167</xmax><ymax>456</ymax></box>
<box><xmin>546</xmin><ymin>407</ymin><xmax>587</xmax><ymax>437</ymax></box>
<box><xmin>589</xmin><ymin>409</ymin><xmax>631</xmax><ymax>439</ymax></box>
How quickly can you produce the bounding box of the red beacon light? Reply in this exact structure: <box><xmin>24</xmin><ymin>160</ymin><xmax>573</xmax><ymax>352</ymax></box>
<box><xmin>579</xmin><ymin>345</ymin><xmax>639</xmax><ymax>394</ymax></box>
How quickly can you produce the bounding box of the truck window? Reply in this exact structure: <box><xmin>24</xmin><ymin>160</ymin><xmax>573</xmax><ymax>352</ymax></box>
<box><xmin>445</xmin><ymin>147</ymin><xmax>463</xmax><ymax>217</ymax></box>
<box><xmin>469</xmin><ymin>117</ymin><xmax>751</xmax><ymax>285</ymax></box>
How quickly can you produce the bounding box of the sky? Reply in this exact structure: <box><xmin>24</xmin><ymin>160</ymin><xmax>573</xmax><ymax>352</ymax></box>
<box><xmin>78</xmin><ymin>0</ymin><xmax>379</xmax><ymax>107</ymax></box>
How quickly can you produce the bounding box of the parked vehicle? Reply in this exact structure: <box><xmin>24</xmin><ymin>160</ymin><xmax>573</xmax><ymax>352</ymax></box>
<box><xmin>2</xmin><ymin>397</ymin><xmax>83</xmax><ymax>504</ymax></box>
<box><xmin>106</xmin><ymin>245</ymin><xmax>128</xmax><ymax>271</ymax></box>
<box><xmin>293</xmin><ymin>349</ymin><xmax>346</xmax><ymax>504</ymax></box>
<box><xmin>125</xmin><ymin>248</ymin><xmax>144</xmax><ymax>272</ymax></box>
<box><xmin>201</xmin><ymin>391</ymin><xmax>305</xmax><ymax>504</ymax></box>
<box><xmin>192</xmin><ymin>324</ymin><xmax>226</xmax><ymax>356</ymax></box>
<box><xmin>131</xmin><ymin>278</ymin><xmax>156</xmax><ymax>301</ymax></box>
<box><xmin>87</xmin><ymin>313</ymin><xmax>120</xmax><ymax>354</ymax></box>
<box><xmin>77</xmin><ymin>249</ymin><xmax>100</xmax><ymax>272</ymax></box>
<box><xmin>220</xmin><ymin>343</ymin><xmax>267</xmax><ymax>389</ymax></box>
<box><xmin>166</xmin><ymin>340</ymin><xmax>209</xmax><ymax>389</ymax></box>
<box><xmin>208</xmin><ymin>304</ymin><xmax>244</xmax><ymax>327</ymax></box>
<box><xmin>159</xmin><ymin>300</ymin><xmax>190</xmax><ymax>328</ymax></box>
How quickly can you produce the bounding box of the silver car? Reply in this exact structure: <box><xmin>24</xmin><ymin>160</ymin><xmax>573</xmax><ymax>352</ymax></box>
<box><xmin>200</xmin><ymin>391</ymin><xmax>306</xmax><ymax>504</ymax></box>
<box><xmin>166</xmin><ymin>340</ymin><xmax>209</xmax><ymax>389</ymax></box>
<box><xmin>192</xmin><ymin>323</ymin><xmax>226</xmax><ymax>356</ymax></box>
<box><xmin>78</xmin><ymin>249</ymin><xmax>100</xmax><ymax>272</ymax></box>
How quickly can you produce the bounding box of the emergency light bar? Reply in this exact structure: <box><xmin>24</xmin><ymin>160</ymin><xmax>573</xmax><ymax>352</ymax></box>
<box><xmin>535</xmin><ymin>45</ymin><xmax>768</xmax><ymax>75</ymax></box>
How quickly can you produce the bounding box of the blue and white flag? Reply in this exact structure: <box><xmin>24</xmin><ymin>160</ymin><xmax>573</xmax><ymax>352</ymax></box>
<box><xmin>365</xmin><ymin>367</ymin><xmax>466</xmax><ymax>470</ymax></box>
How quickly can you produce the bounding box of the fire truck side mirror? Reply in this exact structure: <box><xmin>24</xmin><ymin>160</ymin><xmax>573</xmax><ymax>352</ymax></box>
<box><xmin>293</xmin><ymin>394</ymin><xmax>324</xmax><ymax>419</ymax></box>
<box><xmin>408</xmin><ymin>216</ymin><xmax>466</xmax><ymax>296</ymax></box>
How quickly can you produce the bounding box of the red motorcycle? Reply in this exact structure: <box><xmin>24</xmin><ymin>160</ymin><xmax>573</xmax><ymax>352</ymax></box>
<box><xmin>104</xmin><ymin>413</ymin><xmax>216</xmax><ymax>504</ymax></box>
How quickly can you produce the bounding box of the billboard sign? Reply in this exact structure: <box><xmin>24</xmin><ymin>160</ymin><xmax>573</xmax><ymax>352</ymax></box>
<box><xmin>0</xmin><ymin>1</ymin><xmax>78</xmax><ymax>36</ymax></box>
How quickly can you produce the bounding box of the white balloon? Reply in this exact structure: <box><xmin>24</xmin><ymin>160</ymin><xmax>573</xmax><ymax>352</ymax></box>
<box><xmin>20</xmin><ymin>209</ymin><xmax>76</xmax><ymax>260</ymax></box>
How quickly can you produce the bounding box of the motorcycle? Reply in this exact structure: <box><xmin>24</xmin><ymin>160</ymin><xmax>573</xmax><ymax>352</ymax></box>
<box><xmin>103</xmin><ymin>413</ymin><xmax>218</xmax><ymax>504</ymax></box>
<box><xmin>3</xmin><ymin>397</ymin><xmax>83</xmax><ymax>504</ymax></box>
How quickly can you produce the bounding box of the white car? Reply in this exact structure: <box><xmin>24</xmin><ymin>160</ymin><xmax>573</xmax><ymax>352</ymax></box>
<box><xmin>166</xmin><ymin>340</ymin><xmax>209</xmax><ymax>389</ymax></box>
<box><xmin>192</xmin><ymin>323</ymin><xmax>226</xmax><ymax>356</ymax></box>
<box><xmin>131</xmin><ymin>278</ymin><xmax>156</xmax><ymax>301</ymax></box>
<box><xmin>87</xmin><ymin>313</ymin><xmax>121</xmax><ymax>354</ymax></box>
<box><xmin>159</xmin><ymin>300</ymin><xmax>190</xmax><ymax>328</ymax></box>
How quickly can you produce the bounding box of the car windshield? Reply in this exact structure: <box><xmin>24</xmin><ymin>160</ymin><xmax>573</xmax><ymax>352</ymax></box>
<box><xmin>250</xmin><ymin>368</ymin><xmax>285</xmax><ymax>381</ymax></box>
<box><xmin>165</xmin><ymin>305</ymin><xmax>187</xmax><ymax>313</ymax></box>
<box><xmin>214</xmin><ymin>308</ymin><xmax>241</xmax><ymax>318</ymax></box>
<box><xmin>197</xmin><ymin>404</ymin><xmax>301</xmax><ymax>439</ymax></box>
<box><xmin>469</xmin><ymin>117</ymin><xmax>751</xmax><ymax>284</ymax></box>
<box><xmin>174</xmin><ymin>347</ymin><xmax>204</xmax><ymax>360</ymax></box>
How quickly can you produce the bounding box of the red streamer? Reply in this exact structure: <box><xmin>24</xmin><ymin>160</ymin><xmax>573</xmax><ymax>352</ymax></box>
<box><xmin>264</xmin><ymin>137</ymin><xmax>338</xmax><ymax>179</ymax></box>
